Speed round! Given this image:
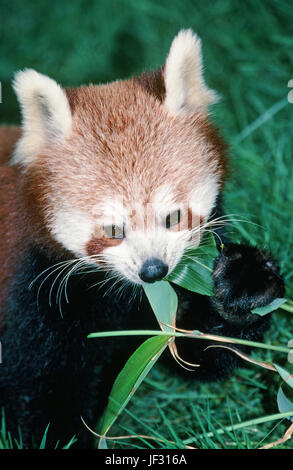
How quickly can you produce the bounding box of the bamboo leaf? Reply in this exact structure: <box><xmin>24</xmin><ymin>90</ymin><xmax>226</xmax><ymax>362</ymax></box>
<box><xmin>185</xmin><ymin>232</ymin><xmax>218</xmax><ymax>263</ymax></box>
<box><xmin>277</xmin><ymin>387</ymin><xmax>293</xmax><ymax>422</ymax></box>
<box><xmin>143</xmin><ymin>281</ymin><xmax>177</xmax><ymax>332</ymax></box>
<box><xmin>98</xmin><ymin>335</ymin><xmax>171</xmax><ymax>444</ymax></box>
<box><xmin>252</xmin><ymin>298</ymin><xmax>287</xmax><ymax>316</ymax></box>
<box><xmin>166</xmin><ymin>232</ymin><xmax>217</xmax><ymax>296</ymax></box>
<box><xmin>274</xmin><ymin>363</ymin><xmax>293</xmax><ymax>388</ymax></box>
<box><xmin>167</xmin><ymin>263</ymin><xmax>214</xmax><ymax>296</ymax></box>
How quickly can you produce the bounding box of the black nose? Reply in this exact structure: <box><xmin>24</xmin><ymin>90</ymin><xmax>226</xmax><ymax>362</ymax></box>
<box><xmin>139</xmin><ymin>258</ymin><xmax>169</xmax><ymax>283</ymax></box>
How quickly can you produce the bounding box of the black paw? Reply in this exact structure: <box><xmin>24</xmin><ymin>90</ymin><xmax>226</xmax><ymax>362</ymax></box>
<box><xmin>212</xmin><ymin>244</ymin><xmax>285</xmax><ymax>325</ymax></box>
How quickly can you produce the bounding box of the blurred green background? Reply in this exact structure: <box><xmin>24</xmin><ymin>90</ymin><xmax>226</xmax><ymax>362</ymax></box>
<box><xmin>1</xmin><ymin>0</ymin><xmax>292</xmax><ymax>129</ymax></box>
<box><xmin>1</xmin><ymin>0</ymin><xmax>293</xmax><ymax>449</ymax></box>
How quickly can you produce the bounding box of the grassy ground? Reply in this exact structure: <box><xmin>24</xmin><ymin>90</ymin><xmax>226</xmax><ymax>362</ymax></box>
<box><xmin>0</xmin><ymin>0</ymin><xmax>292</xmax><ymax>449</ymax></box>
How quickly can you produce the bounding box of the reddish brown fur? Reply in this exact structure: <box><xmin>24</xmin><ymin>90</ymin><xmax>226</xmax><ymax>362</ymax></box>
<box><xmin>0</xmin><ymin>72</ymin><xmax>227</xmax><ymax>327</ymax></box>
<box><xmin>86</xmin><ymin>235</ymin><xmax>123</xmax><ymax>256</ymax></box>
<box><xmin>0</xmin><ymin>128</ymin><xmax>27</xmax><ymax>327</ymax></box>
<box><xmin>0</xmin><ymin>126</ymin><xmax>21</xmax><ymax>164</ymax></box>
<box><xmin>0</xmin><ymin>129</ymin><xmax>65</xmax><ymax>329</ymax></box>
<box><xmin>195</xmin><ymin>119</ymin><xmax>228</xmax><ymax>188</ymax></box>
<box><xmin>35</xmin><ymin>78</ymin><xmax>227</xmax><ymax>232</ymax></box>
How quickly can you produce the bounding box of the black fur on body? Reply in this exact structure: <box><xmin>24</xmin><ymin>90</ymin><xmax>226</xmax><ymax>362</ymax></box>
<box><xmin>0</xmin><ymin>199</ymin><xmax>285</xmax><ymax>448</ymax></box>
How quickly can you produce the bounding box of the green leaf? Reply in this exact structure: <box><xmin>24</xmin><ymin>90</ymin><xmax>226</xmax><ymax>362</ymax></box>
<box><xmin>186</xmin><ymin>231</ymin><xmax>218</xmax><ymax>264</ymax></box>
<box><xmin>143</xmin><ymin>281</ymin><xmax>177</xmax><ymax>332</ymax></box>
<box><xmin>277</xmin><ymin>387</ymin><xmax>293</xmax><ymax>422</ymax></box>
<box><xmin>166</xmin><ymin>232</ymin><xmax>218</xmax><ymax>296</ymax></box>
<box><xmin>252</xmin><ymin>298</ymin><xmax>287</xmax><ymax>316</ymax></box>
<box><xmin>274</xmin><ymin>363</ymin><xmax>293</xmax><ymax>389</ymax></box>
<box><xmin>99</xmin><ymin>335</ymin><xmax>170</xmax><ymax>441</ymax></box>
<box><xmin>167</xmin><ymin>262</ymin><xmax>214</xmax><ymax>296</ymax></box>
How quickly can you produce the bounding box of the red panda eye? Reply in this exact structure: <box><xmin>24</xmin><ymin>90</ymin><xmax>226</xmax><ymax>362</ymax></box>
<box><xmin>165</xmin><ymin>210</ymin><xmax>181</xmax><ymax>229</ymax></box>
<box><xmin>103</xmin><ymin>224</ymin><xmax>125</xmax><ymax>239</ymax></box>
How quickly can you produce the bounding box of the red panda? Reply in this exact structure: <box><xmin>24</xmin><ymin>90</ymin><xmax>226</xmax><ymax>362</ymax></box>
<box><xmin>0</xmin><ymin>30</ymin><xmax>284</xmax><ymax>448</ymax></box>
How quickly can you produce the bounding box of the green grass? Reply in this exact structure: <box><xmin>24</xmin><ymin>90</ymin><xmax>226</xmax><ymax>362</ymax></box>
<box><xmin>0</xmin><ymin>411</ymin><xmax>76</xmax><ymax>449</ymax></box>
<box><xmin>0</xmin><ymin>0</ymin><xmax>293</xmax><ymax>449</ymax></box>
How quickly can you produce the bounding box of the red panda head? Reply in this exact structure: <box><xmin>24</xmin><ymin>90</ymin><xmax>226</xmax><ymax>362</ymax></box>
<box><xmin>12</xmin><ymin>29</ymin><xmax>226</xmax><ymax>284</ymax></box>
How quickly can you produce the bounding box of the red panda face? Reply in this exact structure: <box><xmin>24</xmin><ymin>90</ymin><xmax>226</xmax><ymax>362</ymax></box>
<box><xmin>12</xmin><ymin>30</ymin><xmax>226</xmax><ymax>284</ymax></box>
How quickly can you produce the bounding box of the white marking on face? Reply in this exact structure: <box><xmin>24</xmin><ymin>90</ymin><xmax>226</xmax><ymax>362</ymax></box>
<box><xmin>48</xmin><ymin>175</ymin><xmax>219</xmax><ymax>285</ymax></box>
<box><xmin>101</xmin><ymin>179</ymin><xmax>220</xmax><ymax>283</ymax></box>
<box><xmin>50</xmin><ymin>208</ymin><xmax>93</xmax><ymax>257</ymax></box>
<box><xmin>190</xmin><ymin>174</ymin><xmax>219</xmax><ymax>219</ymax></box>
<box><xmin>103</xmin><ymin>226</ymin><xmax>190</xmax><ymax>284</ymax></box>
<box><xmin>152</xmin><ymin>185</ymin><xmax>182</xmax><ymax>227</ymax></box>
<box><xmin>93</xmin><ymin>199</ymin><xmax>128</xmax><ymax>227</ymax></box>
<box><xmin>152</xmin><ymin>185</ymin><xmax>176</xmax><ymax>212</ymax></box>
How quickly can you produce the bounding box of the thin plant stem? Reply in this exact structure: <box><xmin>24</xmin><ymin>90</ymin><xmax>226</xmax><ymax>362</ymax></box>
<box><xmin>88</xmin><ymin>330</ymin><xmax>290</xmax><ymax>354</ymax></box>
<box><xmin>280</xmin><ymin>303</ymin><xmax>293</xmax><ymax>313</ymax></box>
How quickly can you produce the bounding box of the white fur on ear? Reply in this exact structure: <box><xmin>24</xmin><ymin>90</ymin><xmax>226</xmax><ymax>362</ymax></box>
<box><xmin>164</xmin><ymin>29</ymin><xmax>218</xmax><ymax>115</ymax></box>
<box><xmin>12</xmin><ymin>69</ymin><xmax>72</xmax><ymax>166</ymax></box>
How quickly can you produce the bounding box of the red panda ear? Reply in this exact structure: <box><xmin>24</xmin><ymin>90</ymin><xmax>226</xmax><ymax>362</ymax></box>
<box><xmin>163</xmin><ymin>29</ymin><xmax>219</xmax><ymax>115</ymax></box>
<box><xmin>135</xmin><ymin>67</ymin><xmax>166</xmax><ymax>104</ymax></box>
<box><xmin>12</xmin><ymin>69</ymin><xmax>72</xmax><ymax>166</ymax></box>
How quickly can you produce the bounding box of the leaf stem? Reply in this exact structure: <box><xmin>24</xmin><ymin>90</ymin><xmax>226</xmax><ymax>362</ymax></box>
<box><xmin>280</xmin><ymin>303</ymin><xmax>293</xmax><ymax>313</ymax></box>
<box><xmin>88</xmin><ymin>330</ymin><xmax>290</xmax><ymax>354</ymax></box>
